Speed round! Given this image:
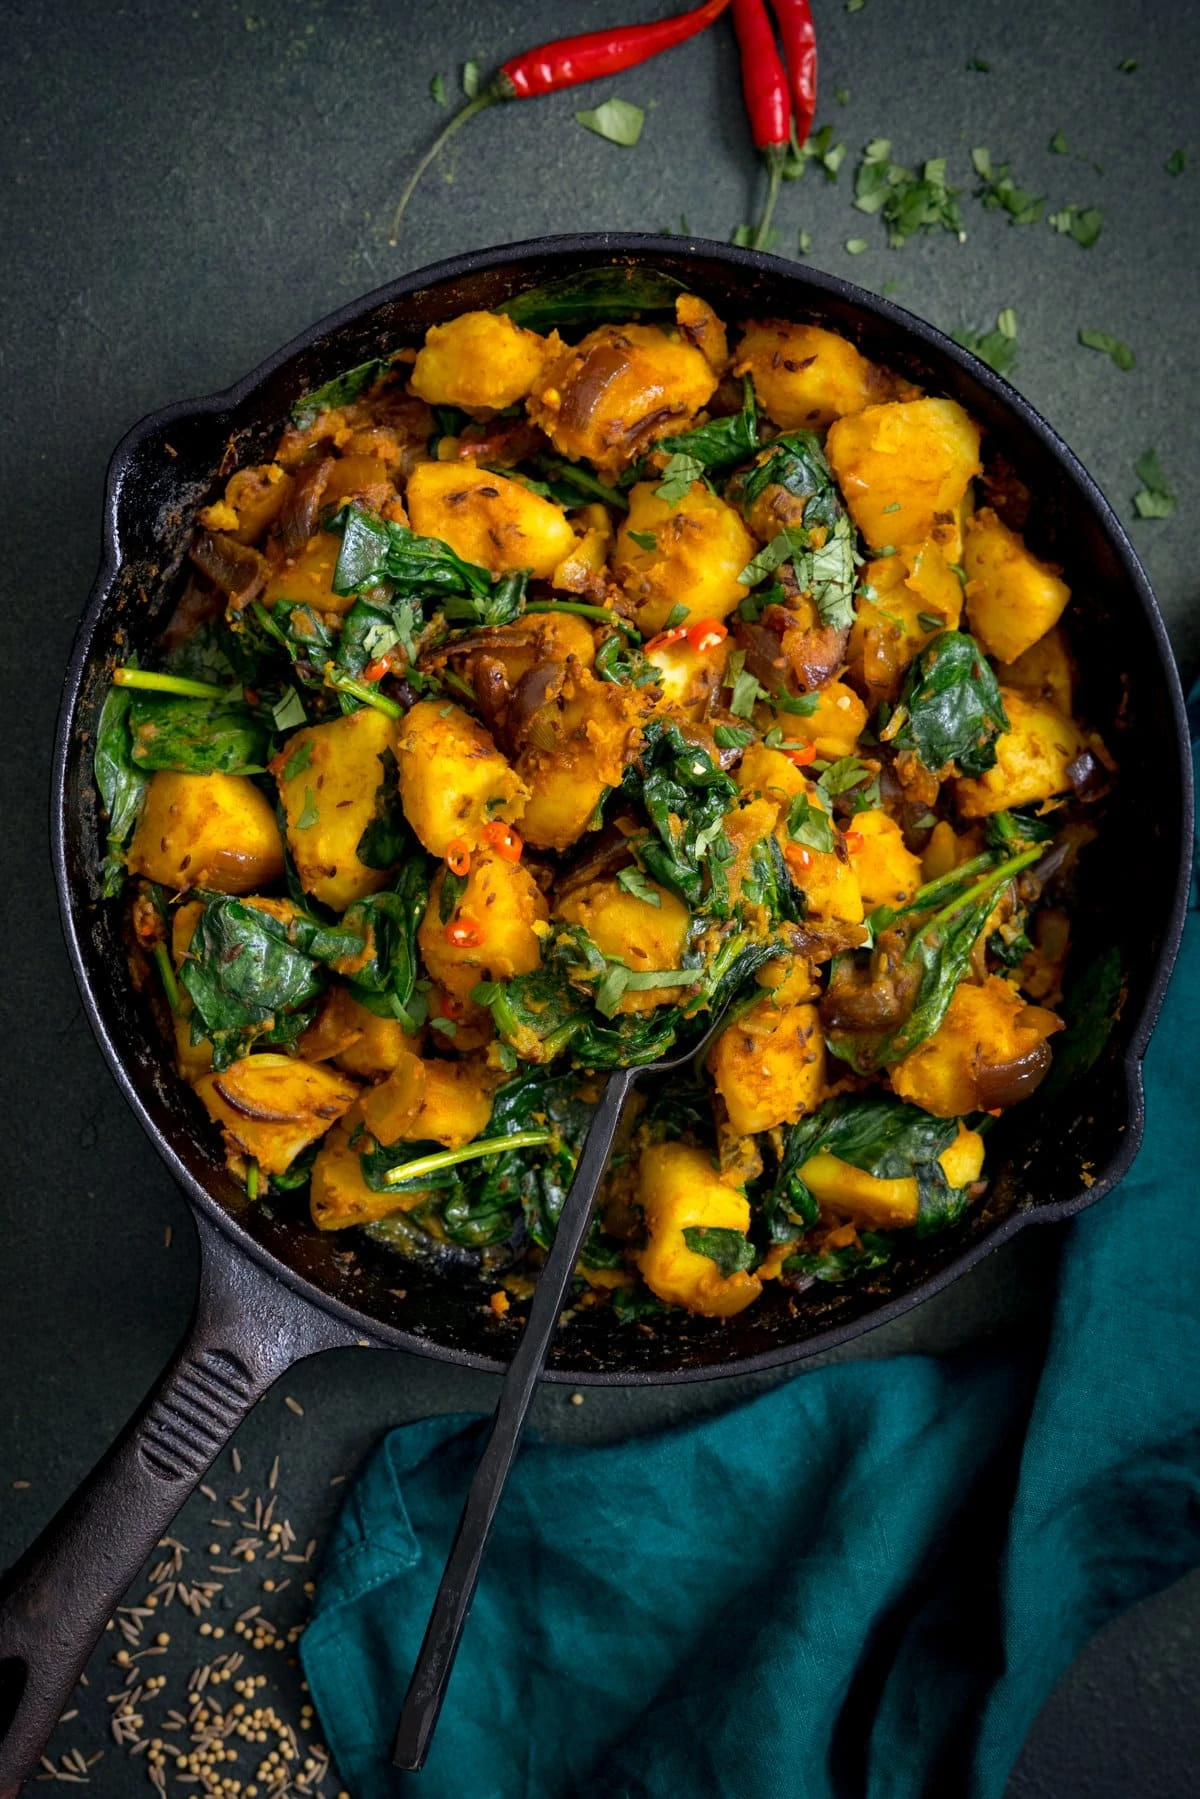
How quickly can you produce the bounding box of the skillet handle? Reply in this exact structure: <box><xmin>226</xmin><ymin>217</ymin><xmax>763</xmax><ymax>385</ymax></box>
<box><xmin>0</xmin><ymin>1210</ymin><xmax>365</xmax><ymax>1797</ymax></box>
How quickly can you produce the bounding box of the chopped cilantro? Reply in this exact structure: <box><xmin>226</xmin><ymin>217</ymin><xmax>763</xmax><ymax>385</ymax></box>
<box><xmin>798</xmin><ymin>229</ymin><xmax>813</xmax><ymax>254</ymax></box>
<box><xmin>967</xmin><ymin>57</ymin><xmax>991</xmax><ymax>72</ymax></box>
<box><xmin>430</xmin><ymin>72</ymin><xmax>448</xmax><ymax>106</ymax></box>
<box><xmin>296</xmin><ymin>787</ymin><xmax>319</xmax><ymax>830</ymax></box>
<box><xmin>1078</xmin><ymin>328</ymin><xmax>1135</xmax><ymax>371</ymax></box>
<box><xmin>1133</xmin><ymin>450</ymin><xmax>1176</xmax><ymax>520</ymax></box>
<box><xmin>713</xmin><ymin>724</ymin><xmax>755</xmax><ymax>750</ymax></box>
<box><xmin>835</xmin><ymin>86</ymin><xmax>851</xmax><ymax>104</ymax></box>
<box><xmin>845</xmin><ymin>237</ymin><xmax>869</xmax><ymax>254</ymax></box>
<box><xmin>787</xmin><ymin>792</ymin><xmax>835</xmax><ymax>853</ymax></box>
<box><xmin>1049</xmin><ymin>204</ymin><xmax>1104</xmax><ymax>247</ymax></box>
<box><xmin>953</xmin><ymin>308</ymin><xmax>1019</xmax><ymax>376</ymax></box>
<box><xmin>654</xmin><ymin>452</ymin><xmax>704</xmax><ymax>505</ymax></box>
<box><xmin>1050</xmin><ymin>130</ymin><xmax>1068</xmax><ymax>154</ymax></box>
<box><xmin>972</xmin><ymin>146</ymin><xmax>1044</xmax><ymax>224</ymax></box>
<box><xmin>461</xmin><ymin>58</ymin><xmax>480</xmax><ymax>98</ymax></box>
<box><xmin>283</xmin><ymin>738</ymin><xmax>313</xmax><ymax>781</ymax></box>
<box><xmin>846</xmin><ymin>0</ymin><xmax>865</xmax><ymax>11</ymax></box>
<box><xmin>664</xmin><ymin>602</ymin><xmax>690</xmax><ymax>628</ymax></box>
<box><xmin>1166</xmin><ymin>149</ymin><xmax>1186</xmax><ymax>176</ymax></box>
<box><xmin>854</xmin><ymin>139</ymin><xmax>962</xmax><ymax>247</ymax></box>
<box><xmin>271</xmin><ymin>687</ymin><xmax>307</xmax><ymax>732</ymax></box>
<box><xmin>1117</xmin><ymin>58</ymin><xmax>1137</xmax><ymax>72</ymax></box>
<box><xmin>616</xmin><ymin>867</ymin><xmax>663</xmax><ymax>907</ymax></box>
<box><xmin>627</xmin><ymin>529</ymin><xmax>658</xmax><ymax>552</ymax></box>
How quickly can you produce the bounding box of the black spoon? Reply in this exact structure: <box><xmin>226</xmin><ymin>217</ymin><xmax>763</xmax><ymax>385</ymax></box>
<box><xmin>391</xmin><ymin>1014</ymin><xmax>732</xmax><ymax>1773</ymax></box>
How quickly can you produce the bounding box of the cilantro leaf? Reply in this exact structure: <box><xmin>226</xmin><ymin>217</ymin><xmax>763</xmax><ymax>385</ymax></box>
<box><xmin>575</xmin><ymin>97</ymin><xmax>645</xmax><ymax>148</ymax></box>
<box><xmin>616</xmin><ymin>867</ymin><xmax>663</xmax><ymax>907</ymax></box>
<box><xmin>1133</xmin><ymin>449</ymin><xmax>1176</xmax><ymax>520</ymax></box>
<box><xmin>786</xmin><ymin>792</ymin><xmax>836</xmax><ymax>853</ymax></box>
<box><xmin>681</xmin><ymin>1226</ymin><xmax>757</xmax><ymax>1275</ymax></box>
<box><xmin>654</xmin><ymin>452</ymin><xmax>704</xmax><ymax>506</ymax></box>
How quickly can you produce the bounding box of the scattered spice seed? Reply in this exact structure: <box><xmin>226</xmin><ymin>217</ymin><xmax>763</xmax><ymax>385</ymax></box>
<box><xmin>12</xmin><ymin>1478</ymin><xmax>30</xmax><ymax>1489</ymax></box>
<box><xmin>283</xmin><ymin>1396</ymin><xmax>304</xmax><ymax>1417</ymax></box>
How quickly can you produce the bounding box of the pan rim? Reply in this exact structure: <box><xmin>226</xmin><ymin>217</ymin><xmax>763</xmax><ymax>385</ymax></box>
<box><xmin>51</xmin><ymin>231</ymin><xmax>1195</xmax><ymax>1384</ymax></box>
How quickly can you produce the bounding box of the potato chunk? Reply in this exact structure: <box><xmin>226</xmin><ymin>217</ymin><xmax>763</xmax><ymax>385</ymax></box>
<box><xmin>826</xmin><ymin>399</ymin><xmax>982</xmax><ymax>550</ymax></box>
<box><xmin>891</xmin><ymin>976</ymin><xmax>1062</xmax><ymax>1116</ymax></box>
<box><xmin>556</xmin><ymin>876</ymin><xmax>691</xmax><ymax>1012</ymax></box>
<box><xmin>798</xmin><ymin>1125</ymin><xmax>985</xmax><ymax>1230</ymax></box>
<box><xmin>128</xmin><ymin>771</ymin><xmax>284</xmax><ymax>894</ymax></box>
<box><xmin>396</xmin><ymin>700</ymin><xmax>528</xmax><ymax>855</ymax></box>
<box><xmin>271</xmin><ymin>707</ymin><xmax>395</xmax><ymax>912</ymax></box>
<box><xmin>360</xmin><ymin>1053</ymin><xmax>494</xmax><ymax>1150</ymax></box>
<box><xmin>995</xmin><ymin>626</ymin><xmax>1073</xmax><ymax>715</ymax></box>
<box><xmin>733</xmin><ymin>320</ymin><xmax>898</xmax><ymax>428</ymax></box>
<box><xmin>708</xmin><ymin>998</ymin><xmax>825</xmax><ymax>1134</ymax></box>
<box><xmin>614</xmin><ymin>479</ymin><xmax>756</xmax><ymax>634</ymax></box>
<box><xmin>310</xmin><ymin>1118</ymin><xmax>433</xmax><ymax>1231</ymax></box>
<box><xmin>735</xmin><ymin>747</ymin><xmax>863</xmax><ymax>923</ymax></box>
<box><xmin>405</xmin><ymin>461</ymin><xmax>575</xmax><ymax>580</ymax></box>
<box><xmin>262</xmin><ymin>531</ymin><xmax>357</xmax><ymax>618</ymax></box>
<box><xmin>963</xmin><ymin>507</ymin><xmax>1070</xmax><ymax>664</ymax></box>
<box><xmin>763</xmin><ymin>681</ymin><xmax>868</xmax><ymax>762</ymax></box>
<box><xmin>847</xmin><ymin>810</ymin><xmax>923</xmax><ymax>910</ymax></box>
<box><xmin>298</xmin><ymin>986</ymin><xmax>414</xmax><ymax>1079</ymax></box>
<box><xmin>645</xmin><ymin>632</ymin><xmax>732</xmax><ymax>717</ymax></box>
<box><xmin>409</xmin><ymin>311</ymin><xmax>553</xmax><ymax>411</ymax></box>
<box><xmin>635</xmin><ymin>1142</ymin><xmax>761</xmax><ymax>1317</ymax></box>
<box><xmin>516</xmin><ymin>669</ymin><xmax>650</xmax><ymax>851</ymax></box>
<box><xmin>420</xmin><ymin>852</ymin><xmax>548</xmax><ymax>1002</ymax></box>
<box><xmin>847</xmin><ymin>539</ymin><xmax>964</xmax><ymax>706</ymax></box>
<box><xmin>194</xmin><ymin>1053</ymin><xmax>358</xmax><ymax>1175</ymax></box>
<box><xmin>527</xmin><ymin>323</ymin><xmax>717</xmax><ymax>474</ymax></box>
<box><xmin>954</xmin><ymin>688</ymin><xmax>1085</xmax><ymax>818</ymax></box>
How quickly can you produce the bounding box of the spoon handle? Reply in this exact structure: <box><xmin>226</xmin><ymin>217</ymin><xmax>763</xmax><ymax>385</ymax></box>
<box><xmin>392</xmin><ymin>1064</ymin><xmax>639</xmax><ymax>1772</ymax></box>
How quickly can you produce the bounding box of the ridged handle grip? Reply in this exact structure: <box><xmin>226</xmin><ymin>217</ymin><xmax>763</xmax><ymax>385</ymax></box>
<box><xmin>0</xmin><ymin>1213</ymin><xmax>364</xmax><ymax>1796</ymax></box>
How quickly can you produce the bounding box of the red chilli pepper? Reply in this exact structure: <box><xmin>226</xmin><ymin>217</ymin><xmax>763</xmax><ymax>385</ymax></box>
<box><xmin>482</xmin><ymin>820</ymin><xmax>524</xmax><ymax>863</ymax></box>
<box><xmin>843</xmin><ymin>829</ymin><xmax>865</xmax><ymax>853</ymax></box>
<box><xmin>732</xmin><ymin>0</ymin><xmax>792</xmax><ymax>250</ymax></box>
<box><xmin>363</xmin><ymin>657</ymin><xmax>390</xmax><ymax>684</ymax></box>
<box><xmin>389</xmin><ymin>0</ymin><xmax>732</xmax><ymax>243</ymax></box>
<box><xmin>784</xmin><ymin>741</ymin><xmax>818</xmax><ymax>767</ymax></box>
<box><xmin>769</xmin><ymin>0</ymin><xmax>818</xmax><ymax>148</ymax></box>
<box><xmin>644</xmin><ymin>625</ymin><xmax>689</xmax><ymax>654</ymax></box>
<box><xmin>444</xmin><ymin>917</ymin><xmax>484</xmax><ymax>949</ymax></box>
<box><xmin>445</xmin><ymin>838</ymin><xmax>472</xmax><ymax>878</ymax></box>
<box><xmin>685</xmin><ymin>617</ymin><xmax>729</xmax><ymax>653</ymax></box>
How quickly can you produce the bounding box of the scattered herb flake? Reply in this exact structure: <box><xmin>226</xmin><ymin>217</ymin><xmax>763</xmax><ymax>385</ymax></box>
<box><xmin>732</xmin><ymin>222</ymin><xmax>781</xmax><ymax>249</ymax></box>
<box><xmin>1117</xmin><ymin>58</ymin><xmax>1137</xmax><ymax>72</ymax></box>
<box><xmin>283</xmin><ymin>738</ymin><xmax>313</xmax><ymax>780</ymax></box>
<box><xmin>654</xmin><ymin>452</ymin><xmax>704</xmax><ymax>505</ymax></box>
<box><xmin>461</xmin><ymin>58</ymin><xmax>480</xmax><ymax>99</ymax></box>
<box><xmin>972</xmin><ymin>146</ymin><xmax>1045</xmax><ymax>224</ymax></box>
<box><xmin>616</xmin><ymin>867</ymin><xmax>663</xmax><ymax>907</ymax></box>
<box><xmin>854</xmin><ymin>138</ymin><xmax>963</xmax><ymax>246</ymax></box>
<box><xmin>628</xmin><ymin>529</ymin><xmax>658</xmax><ymax>552</ymax></box>
<box><xmin>1166</xmin><ymin>149</ymin><xmax>1186</xmax><ymax>176</ymax></box>
<box><xmin>846</xmin><ymin>0</ymin><xmax>865</xmax><ymax>11</ymax></box>
<box><xmin>953</xmin><ymin>310</ymin><xmax>1019</xmax><ymax>376</ymax></box>
<box><xmin>836</xmin><ymin>86</ymin><xmax>851</xmax><ymax>104</ymax></box>
<box><xmin>845</xmin><ymin>236</ymin><xmax>869</xmax><ymax>254</ymax></box>
<box><xmin>1050</xmin><ymin>130</ymin><xmax>1068</xmax><ymax>154</ymax></box>
<box><xmin>787</xmin><ymin>792</ymin><xmax>836</xmax><ymax>853</ymax></box>
<box><xmin>798</xmin><ymin>228</ymin><xmax>813</xmax><ymax>253</ymax></box>
<box><xmin>1078</xmin><ymin>328</ymin><xmax>1135</xmax><ymax>370</ymax></box>
<box><xmin>1050</xmin><ymin>203</ymin><xmax>1104</xmax><ymax>246</ymax></box>
<box><xmin>430</xmin><ymin>72</ymin><xmax>448</xmax><ymax>106</ymax></box>
<box><xmin>575</xmin><ymin>97</ymin><xmax>645</xmax><ymax>148</ymax></box>
<box><xmin>967</xmin><ymin>57</ymin><xmax>991</xmax><ymax>72</ymax></box>
<box><xmin>1132</xmin><ymin>450</ymin><xmax>1176</xmax><ymax>519</ymax></box>
<box><xmin>272</xmin><ymin>686</ymin><xmax>307</xmax><ymax>732</ymax></box>
<box><xmin>296</xmin><ymin>787</ymin><xmax>319</xmax><ymax>830</ymax></box>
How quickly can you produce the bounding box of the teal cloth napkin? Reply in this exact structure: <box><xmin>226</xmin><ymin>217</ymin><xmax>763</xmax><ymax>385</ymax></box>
<box><xmin>302</xmin><ymin>721</ymin><xmax>1199</xmax><ymax>1799</ymax></box>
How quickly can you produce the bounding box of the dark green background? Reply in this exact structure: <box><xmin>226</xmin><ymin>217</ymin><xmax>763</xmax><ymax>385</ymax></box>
<box><xmin>1</xmin><ymin>1</ymin><xmax>1196</xmax><ymax>1792</ymax></box>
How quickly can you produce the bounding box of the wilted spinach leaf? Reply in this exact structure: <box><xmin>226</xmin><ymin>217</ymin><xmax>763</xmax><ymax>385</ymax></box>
<box><xmin>655</xmin><ymin>378</ymin><xmax>759</xmax><ymax>474</ymax></box>
<box><xmin>681</xmin><ymin>1225</ymin><xmax>757</xmax><ymax>1275</ymax></box>
<box><xmin>496</xmin><ymin>265</ymin><xmax>688</xmax><ymax>336</ymax></box>
<box><xmin>892</xmin><ymin>631</ymin><xmax>1009</xmax><ymax>776</ymax></box>
<box><xmin>95</xmin><ymin>684</ymin><xmax>149</xmax><ymax>897</ymax></box>
<box><xmin>341</xmin><ymin>855</ymin><xmax>430</xmax><ymax>1030</ymax></box>
<box><xmin>738</xmin><ymin>429</ymin><xmax>842</xmax><ymax>533</ymax></box>
<box><xmin>783</xmin><ymin>1230</ymin><xmax>892</xmax><ymax>1282</ymax></box>
<box><xmin>330</xmin><ymin>504</ymin><xmax>526</xmax><ymax>627</ymax></box>
<box><xmin>292</xmin><ymin>358</ymin><xmax>389</xmax><ymax>428</ymax></box>
<box><xmin>1042</xmin><ymin>945</ymin><xmax>1123</xmax><ymax>1097</ymax></box>
<box><xmin>622</xmin><ymin>719</ymin><xmax>739</xmax><ymax>912</ymax></box>
<box><xmin>127</xmin><ymin>693</ymin><xmax>270</xmax><ymax>775</ymax></box>
<box><xmin>178</xmin><ymin>896</ymin><xmax>325</xmax><ymax>1069</ymax></box>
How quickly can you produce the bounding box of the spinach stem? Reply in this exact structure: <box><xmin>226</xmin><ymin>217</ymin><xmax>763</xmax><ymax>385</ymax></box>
<box><xmin>321</xmin><ymin>663</ymin><xmax>404</xmax><ymax>718</ymax></box>
<box><xmin>113</xmin><ymin>667</ymin><xmax>228</xmax><ymax>700</ymax></box>
<box><xmin>915</xmin><ymin>846</ymin><xmax>1042</xmax><ymax>949</ymax></box>
<box><xmin>525</xmin><ymin>599</ymin><xmax>642</xmax><ymax>640</ymax></box>
<box><xmin>383</xmin><ymin>1129</ymin><xmax>553</xmax><ymax>1188</ymax></box>
<box><xmin>909</xmin><ymin>851</ymin><xmax>998</xmax><ymax>911</ymax></box>
<box><xmin>152</xmin><ymin>941</ymin><xmax>182</xmax><ymax>1014</ymax></box>
<box><xmin>246</xmin><ymin>1158</ymin><xmax>259</xmax><ymax>1201</ymax></box>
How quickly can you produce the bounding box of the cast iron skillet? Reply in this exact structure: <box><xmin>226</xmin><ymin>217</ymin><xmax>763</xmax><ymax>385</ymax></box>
<box><xmin>0</xmin><ymin>234</ymin><xmax>1191</xmax><ymax>1793</ymax></box>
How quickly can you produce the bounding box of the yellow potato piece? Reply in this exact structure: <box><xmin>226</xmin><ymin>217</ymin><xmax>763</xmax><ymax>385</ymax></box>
<box><xmin>310</xmin><ymin>1119</ymin><xmax>433</xmax><ymax>1231</ymax></box>
<box><xmin>994</xmin><ymin>625</ymin><xmax>1073</xmax><ymax>716</ymax></box>
<box><xmin>420</xmin><ymin>852</ymin><xmax>548</xmax><ymax>1002</ymax></box>
<box><xmin>645</xmin><ymin>632</ymin><xmax>732</xmax><ymax>717</ymax></box>
<box><xmin>527</xmin><ymin>323</ymin><xmax>717</xmax><ymax>474</ymax></box>
<box><xmin>406</xmin><ymin>461</ymin><xmax>576</xmax><ymax>580</ymax></box>
<box><xmin>615</xmin><ymin>479</ymin><xmax>756</xmax><ymax>634</ymax></box>
<box><xmin>798</xmin><ymin>1125</ymin><xmax>985</xmax><ymax>1229</ymax></box>
<box><xmin>556</xmin><ymin>875</ymin><xmax>691</xmax><ymax>1013</ymax></box>
<box><xmin>708</xmin><ymin>997</ymin><xmax>825</xmax><ymax>1134</ymax></box>
<box><xmin>764</xmin><ymin>681</ymin><xmax>868</xmax><ymax>762</ymax></box>
<box><xmin>409</xmin><ymin>311</ymin><xmax>554</xmax><ymax>411</ymax></box>
<box><xmin>848</xmin><ymin>539</ymin><xmax>964</xmax><ymax>706</ymax></box>
<box><xmin>360</xmin><ymin>1054</ymin><xmax>494</xmax><ymax>1151</ymax></box>
<box><xmin>262</xmin><ymin>531</ymin><xmax>359</xmax><ymax>619</ymax></box>
<box><xmin>847</xmin><ymin>810</ymin><xmax>922</xmax><ymax>910</ymax></box>
<box><xmin>734</xmin><ymin>746</ymin><xmax>863</xmax><ymax>922</ymax></box>
<box><xmin>826</xmin><ymin>399</ymin><xmax>982</xmax><ymax>551</ymax></box>
<box><xmin>516</xmin><ymin>670</ymin><xmax>650</xmax><ymax>852</ymax></box>
<box><xmin>635</xmin><ymin>1142</ymin><xmax>762</xmax><ymax>1318</ymax></box>
<box><xmin>272</xmin><ymin>706</ymin><xmax>396</xmax><ymax>913</ymax></box>
<box><xmin>733</xmin><ymin>321</ymin><xmax>897</xmax><ymax>428</ymax></box>
<box><xmin>954</xmin><ymin>687</ymin><xmax>1085</xmax><ymax>818</ymax></box>
<box><xmin>298</xmin><ymin>986</ymin><xmax>415</xmax><ymax>1079</ymax></box>
<box><xmin>396</xmin><ymin>700</ymin><xmax>528</xmax><ymax>856</ymax></box>
<box><xmin>963</xmin><ymin>507</ymin><xmax>1070</xmax><ymax>664</ymax></box>
<box><xmin>194</xmin><ymin>1053</ymin><xmax>358</xmax><ymax>1176</ymax></box>
<box><xmin>675</xmin><ymin>293</ymin><xmax>729</xmax><ymax>371</ymax></box>
<box><xmin>128</xmin><ymin>771</ymin><xmax>284</xmax><ymax>895</ymax></box>
<box><xmin>890</xmin><ymin>976</ymin><xmax>1062</xmax><ymax>1117</ymax></box>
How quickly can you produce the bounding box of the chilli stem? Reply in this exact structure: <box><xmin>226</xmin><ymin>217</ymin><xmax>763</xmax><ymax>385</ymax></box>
<box><xmin>383</xmin><ymin>1129</ymin><xmax>553</xmax><ymax>1188</ymax></box>
<box><xmin>388</xmin><ymin>89</ymin><xmax>501</xmax><ymax>244</ymax></box>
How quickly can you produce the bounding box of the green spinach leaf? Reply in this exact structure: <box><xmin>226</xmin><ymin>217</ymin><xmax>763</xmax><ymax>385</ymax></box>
<box><xmin>892</xmin><ymin>631</ymin><xmax>1009</xmax><ymax>776</ymax></box>
<box><xmin>178</xmin><ymin>896</ymin><xmax>325</xmax><ymax>1069</ymax></box>
<box><xmin>292</xmin><ymin>358</ymin><xmax>389</xmax><ymax>428</ymax></box>
<box><xmin>681</xmin><ymin>1225</ymin><xmax>757</xmax><ymax>1275</ymax></box>
<box><xmin>126</xmin><ymin>694</ymin><xmax>270</xmax><ymax>775</ymax></box>
<box><xmin>94</xmin><ymin>684</ymin><xmax>149</xmax><ymax>897</ymax></box>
